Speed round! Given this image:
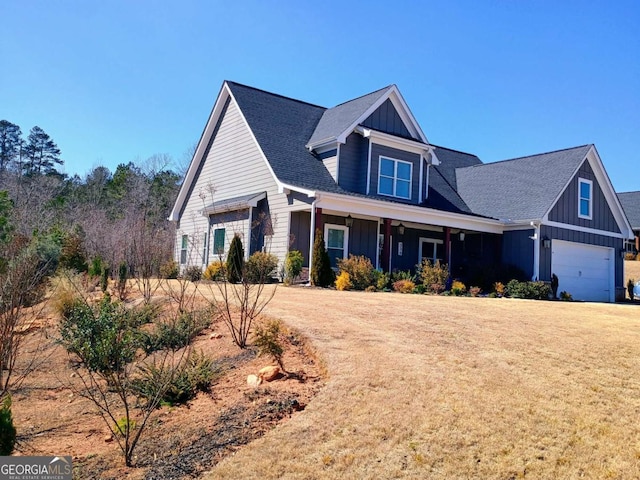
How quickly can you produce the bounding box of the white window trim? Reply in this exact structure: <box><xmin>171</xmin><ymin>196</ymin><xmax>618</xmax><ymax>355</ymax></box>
<box><xmin>418</xmin><ymin>237</ymin><xmax>444</xmax><ymax>264</ymax></box>
<box><xmin>578</xmin><ymin>177</ymin><xmax>593</xmax><ymax>220</ymax></box>
<box><xmin>324</xmin><ymin>223</ymin><xmax>349</xmax><ymax>262</ymax></box>
<box><xmin>377</xmin><ymin>156</ymin><xmax>412</xmax><ymax>200</ymax></box>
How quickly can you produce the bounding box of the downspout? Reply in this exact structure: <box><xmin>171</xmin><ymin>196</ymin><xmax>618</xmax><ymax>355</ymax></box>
<box><xmin>246</xmin><ymin>206</ymin><xmax>253</xmax><ymax>261</ymax></box>
<box><xmin>531</xmin><ymin>221</ymin><xmax>541</xmax><ymax>281</ymax></box>
<box><xmin>308</xmin><ymin>198</ymin><xmax>317</xmax><ymax>285</ymax></box>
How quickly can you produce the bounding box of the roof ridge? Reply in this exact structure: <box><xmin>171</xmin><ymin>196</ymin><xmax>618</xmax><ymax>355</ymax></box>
<box><xmin>331</xmin><ymin>84</ymin><xmax>394</xmax><ymax>108</ymax></box>
<box><xmin>618</xmin><ymin>190</ymin><xmax>640</xmax><ymax>195</ymax></box>
<box><xmin>431</xmin><ymin>144</ymin><xmax>481</xmax><ymax>159</ymax></box>
<box><xmin>225</xmin><ymin>80</ymin><xmax>327</xmax><ymax>110</ymax></box>
<box><xmin>461</xmin><ymin>144</ymin><xmax>592</xmax><ymax>169</ymax></box>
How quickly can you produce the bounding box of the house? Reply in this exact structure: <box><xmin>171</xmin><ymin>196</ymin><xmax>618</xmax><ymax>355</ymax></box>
<box><xmin>169</xmin><ymin>81</ymin><xmax>633</xmax><ymax>302</ymax></box>
<box><xmin>617</xmin><ymin>191</ymin><xmax>640</xmax><ymax>253</ymax></box>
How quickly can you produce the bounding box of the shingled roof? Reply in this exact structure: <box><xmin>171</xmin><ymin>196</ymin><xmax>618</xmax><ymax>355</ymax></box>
<box><xmin>306</xmin><ymin>86</ymin><xmax>393</xmax><ymax>148</ymax></box>
<box><xmin>455</xmin><ymin>145</ymin><xmax>592</xmax><ymax>221</ymax></box>
<box><xmin>617</xmin><ymin>191</ymin><xmax>640</xmax><ymax>229</ymax></box>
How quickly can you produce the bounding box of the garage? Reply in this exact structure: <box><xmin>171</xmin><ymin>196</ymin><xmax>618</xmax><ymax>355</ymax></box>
<box><xmin>551</xmin><ymin>240</ymin><xmax>614</xmax><ymax>302</ymax></box>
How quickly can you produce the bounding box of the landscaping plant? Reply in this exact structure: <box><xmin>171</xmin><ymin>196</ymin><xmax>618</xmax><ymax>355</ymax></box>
<box><xmin>253</xmin><ymin>319</ymin><xmax>286</xmax><ymax>369</ymax></box>
<box><xmin>335</xmin><ymin>271</ymin><xmax>353</xmax><ymax>291</ymax></box>
<box><xmin>226</xmin><ymin>234</ymin><xmax>245</xmax><ymax>283</ymax></box>
<box><xmin>310</xmin><ymin>230</ymin><xmax>335</xmax><ymax>287</ymax></box>
<box><xmin>337</xmin><ymin>255</ymin><xmax>376</xmax><ymax>290</ymax></box>
<box><xmin>284</xmin><ymin>250</ymin><xmax>304</xmax><ymax>285</ymax></box>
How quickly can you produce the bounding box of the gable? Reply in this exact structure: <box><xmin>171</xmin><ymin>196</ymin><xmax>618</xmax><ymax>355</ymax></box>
<box><xmin>361</xmin><ymin>99</ymin><xmax>414</xmax><ymax>139</ymax></box>
<box><xmin>548</xmin><ymin>160</ymin><xmax>620</xmax><ymax>233</ymax></box>
<box><xmin>617</xmin><ymin>192</ymin><xmax>640</xmax><ymax>230</ymax></box>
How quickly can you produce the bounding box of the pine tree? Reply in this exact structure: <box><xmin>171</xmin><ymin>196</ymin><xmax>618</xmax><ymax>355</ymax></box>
<box><xmin>226</xmin><ymin>234</ymin><xmax>245</xmax><ymax>283</ymax></box>
<box><xmin>0</xmin><ymin>120</ymin><xmax>23</xmax><ymax>172</ymax></box>
<box><xmin>23</xmin><ymin>126</ymin><xmax>62</xmax><ymax>176</ymax></box>
<box><xmin>310</xmin><ymin>229</ymin><xmax>335</xmax><ymax>287</ymax></box>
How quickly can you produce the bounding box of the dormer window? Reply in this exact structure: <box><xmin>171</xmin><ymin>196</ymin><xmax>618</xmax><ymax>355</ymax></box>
<box><xmin>378</xmin><ymin>156</ymin><xmax>411</xmax><ymax>199</ymax></box>
<box><xmin>578</xmin><ymin>178</ymin><xmax>592</xmax><ymax>220</ymax></box>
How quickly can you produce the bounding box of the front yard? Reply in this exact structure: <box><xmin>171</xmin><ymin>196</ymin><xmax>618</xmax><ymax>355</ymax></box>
<box><xmin>207</xmin><ymin>287</ymin><xmax>640</xmax><ymax>479</ymax></box>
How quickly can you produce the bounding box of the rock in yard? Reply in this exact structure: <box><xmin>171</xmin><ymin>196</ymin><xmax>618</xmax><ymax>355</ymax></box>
<box><xmin>258</xmin><ymin>366</ymin><xmax>280</xmax><ymax>382</ymax></box>
<box><xmin>104</xmin><ymin>435</ymin><xmax>114</xmax><ymax>443</ymax></box>
<box><xmin>209</xmin><ymin>333</ymin><xmax>223</xmax><ymax>339</ymax></box>
<box><xmin>247</xmin><ymin>374</ymin><xmax>262</xmax><ymax>387</ymax></box>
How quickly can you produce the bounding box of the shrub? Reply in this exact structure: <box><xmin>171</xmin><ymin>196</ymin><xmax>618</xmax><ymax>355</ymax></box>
<box><xmin>451</xmin><ymin>280</ymin><xmax>467</xmax><ymax>296</ymax></box>
<box><xmin>131</xmin><ymin>350</ymin><xmax>218</xmax><ymax>406</ymax></box>
<box><xmin>159</xmin><ymin>260</ymin><xmax>179</xmax><ymax>279</ymax></box>
<box><xmin>430</xmin><ymin>283</ymin><xmax>445</xmax><ymax>294</ymax></box>
<box><xmin>245</xmin><ymin>252</ymin><xmax>278</xmax><ymax>283</ymax></box>
<box><xmin>203</xmin><ymin>260</ymin><xmax>226</xmax><ymax>281</ymax></box>
<box><xmin>393</xmin><ymin>279</ymin><xmax>415</xmax><ymax>293</ymax></box>
<box><xmin>115</xmin><ymin>417</ymin><xmax>136</xmax><ymax>437</ymax></box>
<box><xmin>418</xmin><ymin>260</ymin><xmax>449</xmax><ymax>292</ymax></box>
<box><xmin>493</xmin><ymin>281</ymin><xmax>505</xmax><ymax>297</ymax></box>
<box><xmin>59</xmin><ymin>230</ymin><xmax>88</xmax><ymax>273</ymax></box>
<box><xmin>335</xmin><ymin>271</ymin><xmax>352</xmax><ymax>291</ymax></box>
<box><xmin>100</xmin><ymin>265</ymin><xmax>109</xmax><ymax>293</ymax></box>
<box><xmin>505</xmin><ymin>280</ymin><xmax>551</xmax><ymax>300</ymax></box>
<box><xmin>116</xmin><ymin>262</ymin><xmax>128</xmax><ymax>300</ymax></box>
<box><xmin>310</xmin><ymin>230</ymin><xmax>335</xmax><ymax>287</ymax></box>
<box><xmin>0</xmin><ymin>395</ymin><xmax>16</xmax><ymax>455</ymax></box>
<box><xmin>226</xmin><ymin>234</ymin><xmax>244</xmax><ymax>283</ymax></box>
<box><xmin>392</xmin><ymin>270</ymin><xmax>415</xmax><ymax>282</ymax></box>
<box><xmin>88</xmin><ymin>257</ymin><xmax>105</xmax><ymax>278</ymax></box>
<box><xmin>551</xmin><ymin>274</ymin><xmax>559</xmax><ymax>299</ymax></box>
<box><xmin>337</xmin><ymin>255</ymin><xmax>376</xmax><ymax>290</ymax></box>
<box><xmin>625</xmin><ymin>252</ymin><xmax>636</xmax><ymax>261</ymax></box>
<box><xmin>142</xmin><ymin>312</ymin><xmax>209</xmax><ymax>354</ymax></box>
<box><xmin>183</xmin><ymin>266</ymin><xmax>202</xmax><ymax>282</ymax></box>
<box><xmin>365</xmin><ymin>285</ymin><xmax>377</xmax><ymax>292</ymax></box>
<box><xmin>375</xmin><ymin>271</ymin><xmax>391</xmax><ymax>291</ymax></box>
<box><xmin>627</xmin><ymin>278</ymin><xmax>635</xmax><ymax>300</ymax></box>
<box><xmin>560</xmin><ymin>291</ymin><xmax>573</xmax><ymax>301</ymax></box>
<box><xmin>469</xmin><ymin>286</ymin><xmax>481</xmax><ymax>297</ymax></box>
<box><xmin>284</xmin><ymin>250</ymin><xmax>304</xmax><ymax>284</ymax></box>
<box><xmin>413</xmin><ymin>284</ymin><xmax>426</xmax><ymax>294</ymax></box>
<box><xmin>253</xmin><ymin>319</ymin><xmax>285</xmax><ymax>369</ymax></box>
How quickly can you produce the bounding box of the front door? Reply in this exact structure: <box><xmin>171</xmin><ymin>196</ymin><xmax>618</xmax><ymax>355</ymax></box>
<box><xmin>324</xmin><ymin>224</ymin><xmax>349</xmax><ymax>268</ymax></box>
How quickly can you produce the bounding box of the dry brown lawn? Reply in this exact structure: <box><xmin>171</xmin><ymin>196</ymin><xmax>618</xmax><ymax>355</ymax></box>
<box><xmin>205</xmin><ymin>287</ymin><xmax>640</xmax><ymax>479</ymax></box>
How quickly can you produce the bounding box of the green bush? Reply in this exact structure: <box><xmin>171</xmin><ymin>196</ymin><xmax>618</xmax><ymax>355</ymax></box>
<box><xmin>88</xmin><ymin>257</ymin><xmax>105</xmax><ymax>278</ymax></box>
<box><xmin>417</xmin><ymin>259</ymin><xmax>449</xmax><ymax>292</ymax></box>
<box><xmin>391</xmin><ymin>270</ymin><xmax>415</xmax><ymax>283</ymax></box>
<box><xmin>183</xmin><ymin>266</ymin><xmax>202</xmax><ymax>282</ymax></box>
<box><xmin>451</xmin><ymin>280</ymin><xmax>467</xmax><ymax>296</ymax></box>
<box><xmin>375</xmin><ymin>271</ymin><xmax>391</xmax><ymax>291</ymax></box>
<box><xmin>226</xmin><ymin>234</ymin><xmax>245</xmax><ymax>283</ymax></box>
<box><xmin>245</xmin><ymin>251</ymin><xmax>278</xmax><ymax>283</ymax></box>
<box><xmin>253</xmin><ymin>319</ymin><xmax>285</xmax><ymax>369</ymax></box>
<box><xmin>505</xmin><ymin>280</ymin><xmax>551</xmax><ymax>300</ymax></box>
<box><xmin>310</xmin><ymin>230</ymin><xmax>334</xmax><ymax>287</ymax></box>
<box><xmin>393</xmin><ymin>279</ymin><xmax>415</xmax><ymax>293</ymax></box>
<box><xmin>0</xmin><ymin>395</ymin><xmax>16</xmax><ymax>455</ymax></box>
<box><xmin>131</xmin><ymin>350</ymin><xmax>219</xmax><ymax>406</ymax></box>
<box><xmin>284</xmin><ymin>250</ymin><xmax>304</xmax><ymax>284</ymax></box>
<box><xmin>337</xmin><ymin>255</ymin><xmax>376</xmax><ymax>290</ymax></box>
<box><xmin>142</xmin><ymin>312</ymin><xmax>209</xmax><ymax>354</ymax></box>
<box><xmin>159</xmin><ymin>260</ymin><xmax>179</xmax><ymax>279</ymax></box>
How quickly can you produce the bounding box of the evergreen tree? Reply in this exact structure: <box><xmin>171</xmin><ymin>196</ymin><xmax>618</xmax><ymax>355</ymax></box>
<box><xmin>23</xmin><ymin>126</ymin><xmax>62</xmax><ymax>176</ymax></box>
<box><xmin>310</xmin><ymin>229</ymin><xmax>335</xmax><ymax>287</ymax></box>
<box><xmin>226</xmin><ymin>234</ymin><xmax>244</xmax><ymax>283</ymax></box>
<box><xmin>0</xmin><ymin>120</ymin><xmax>23</xmax><ymax>172</ymax></box>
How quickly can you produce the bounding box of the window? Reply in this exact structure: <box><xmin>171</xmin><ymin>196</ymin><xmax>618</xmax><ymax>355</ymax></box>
<box><xmin>213</xmin><ymin>228</ymin><xmax>225</xmax><ymax>256</ymax></box>
<box><xmin>180</xmin><ymin>235</ymin><xmax>188</xmax><ymax>264</ymax></box>
<box><xmin>419</xmin><ymin>238</ymin><xmax>444</xmax><ymax>264</ymax></box>
<box><xmin>378</xmin><ymin>157</ymin><xmax>412</xmax><ymax>199</ymax></box>
<box><xmin>578</xmin><ymin>178</ymin><xmax>592</xmax><ymax>220</ymax></box>
<box><xmin>324</xmin><ymin>224</ymin><xmax>349</xmax><ymax>268</ymax></box>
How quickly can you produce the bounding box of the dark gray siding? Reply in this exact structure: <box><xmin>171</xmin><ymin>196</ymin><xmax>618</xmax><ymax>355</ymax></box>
<box><xmin>338</xmin><ymin>133</ymin><xmax>368</xmax><ymax>193</ymax></box>
<box><xmin>361</xmin><ymin>99</ymin><xmax>414</xmax><ymax>139</ymax></box>
<box><xmin>391</xmin><ymin>227</ymin><xmax>444</xmax><ymax>272</ymax></box>
<box><xmin>548</xmin><ymin>161</ymin><xmax>620</xmax><ymax>233</ymax></box>
<box><xmin>502</xmin><ymin>229</ymin><xmax>534</xmax><ymax>279</ymax></box>
<box><xmin>369</xmin><ymin>144</ymin><xmax>421</xmax><ymax>205</ymax></box>
<box><xmin>289</xmin><ymin>212</ymin><xmax>378</xmax><ymax>267</ymax></box>
<box><xmin>290</xmin><ymin>211</ymin><xmax>311</xmax><ymax>266</ymax></box>
<box><xmin>540</xmin><ymin>225</ymin><xmax>623</xmax><ymax>288</ymax></box>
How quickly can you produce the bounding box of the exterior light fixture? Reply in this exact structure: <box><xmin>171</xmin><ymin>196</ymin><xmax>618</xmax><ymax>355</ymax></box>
<box><xmin>543</xmin><ymin>238</ymin><xmax>551</xmax><ymax>249</ymax></box>
<box><xmin>345</xmin><ymin>215</ymin><xmax>354</xmax><ymax>228</ymax></box>
<box><xmin>459</xmin><ymin>232</ymin><xmax>465</xmax><ymax>241</ymax></box>
<box><xmin>398</xmin><ymin>223</ymin><xmax>405</xmax><ymax>235</ymax></box>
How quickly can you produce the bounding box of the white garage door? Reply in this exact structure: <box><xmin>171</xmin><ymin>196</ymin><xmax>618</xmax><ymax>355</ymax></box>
<box><xmin>551</xmin><ymin>240</ymin><xmax>614</xmax><ymax>302</ymax></box>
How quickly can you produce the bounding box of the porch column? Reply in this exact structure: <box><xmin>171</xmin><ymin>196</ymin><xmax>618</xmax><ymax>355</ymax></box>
<box><xmin>445</xmin><ymin>227</ymin><xmax>451</xmax><ymax>267</ymax></box>
<box><xmin>636</xmin><ymin>234</ymin><xmax>639</xmax><ymax>253</ymax></box>
<box><xmin>381</xmin><ymin>218</ymin><xmax>392</xmax><ymax>273</ymax></box>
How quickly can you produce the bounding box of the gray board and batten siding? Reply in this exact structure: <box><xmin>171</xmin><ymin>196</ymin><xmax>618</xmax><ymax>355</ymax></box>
<box><xmin>502</xmin><ymin>229</ymin><xmax>535</xmax><ymax>280</ymax></box>
<box><xmin>368</xmin><ymin>144</ymin><xmax>422</xmax><ymax>204</ymax></box>
<box><xmin>338</xmin><ymin>133</ymin><xmax>369</xmax><ymax>194</ymax></box>
<box><xmin>361</xmin><ymin>99</ymin><xmax>416</xmax><ymax>140</ymax></box>
<box><xmin>547</xmin><ymin>161</ymin><xmax>620</xmax><ymax>233</ymax></box>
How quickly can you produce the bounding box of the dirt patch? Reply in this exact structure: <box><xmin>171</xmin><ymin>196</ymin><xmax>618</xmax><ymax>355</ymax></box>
<box><xmin>11</xmin><ymin>293</ymin><xmax>324</xmax><ymax>479</ymax></box>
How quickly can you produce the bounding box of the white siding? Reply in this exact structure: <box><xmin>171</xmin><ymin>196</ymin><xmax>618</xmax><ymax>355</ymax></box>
<box><xmin>322</xmin><ymin>156</ymin><xmax>338</xmax><ymax>182</ymax></box>
<box><xmin>176</xmin><ymin>99</ymin><xmax>311</xmax><ymax>270</ymax></box>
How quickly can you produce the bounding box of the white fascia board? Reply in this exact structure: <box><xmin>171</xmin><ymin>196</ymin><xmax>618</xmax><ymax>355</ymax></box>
<box><xmin>356</xmin><ymin>127</ymin><xmax>432</xmax><ymax>156</ymax></box>
<box><xmin>169</xmin><ymin>82</ymin><xmax>231</xmax><ymax>221</ymax></box>
<box><xmin>316</xmin><ymin>192</ymin><xmax>504</xmax><ymax>234</ymax></box>
<box><xmin>542</xmin><ymin>220</ymin><xmax>629</xmax><ymax>239</ymax></box>
<box><xmin>278</xmin><ymin>182</ymin><xmax>316</xmax><ymax>198</ymax></box>
<box><xmin>386</xmin><ymin>87</ymin><xmax>429</xmax><ymax>144</ymax></box>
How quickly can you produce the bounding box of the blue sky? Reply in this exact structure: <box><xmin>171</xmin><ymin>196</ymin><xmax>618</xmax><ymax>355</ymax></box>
<box><xmin>2</xmin><ymin>1</ymin><xmax>638</xmax><ymax>191</ymax></box>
